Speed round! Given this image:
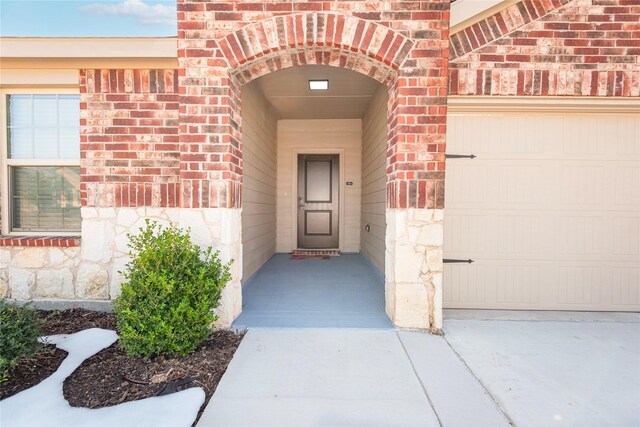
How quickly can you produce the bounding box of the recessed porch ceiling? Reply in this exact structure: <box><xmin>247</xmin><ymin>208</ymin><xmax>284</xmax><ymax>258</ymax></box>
<box><xmin>251</xmin><ymin>65</ymin><xmax>382</xmax><ymax>120</ymax></box>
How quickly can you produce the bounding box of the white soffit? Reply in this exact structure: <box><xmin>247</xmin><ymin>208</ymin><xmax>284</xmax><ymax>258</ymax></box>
<box><xmin>253</xmin><ymin>65</ymin><xmax>382</xmax><ymax>120</ymax></box>
<box><xmin>450</xmin><ymin>0</ymin><xmax>513</xmax><ymax>33</ymax></box>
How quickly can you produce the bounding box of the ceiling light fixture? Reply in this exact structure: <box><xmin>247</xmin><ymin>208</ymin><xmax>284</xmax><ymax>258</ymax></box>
<box><xmin>309</xmin><ymin>79</ymin><xmax>329</xmax><ymax>90</ymax></box>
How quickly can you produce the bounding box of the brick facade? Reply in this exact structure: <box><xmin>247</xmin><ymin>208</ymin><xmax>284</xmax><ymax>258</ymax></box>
<box><xmin>80</xmin><ymin>69</ymin><xmax>181</xmax><ymax>208</ymax></box>
<box><xmin>5</xmin><ymin>0</ymin><xmax>638</xmax><ymax>330</ymax></box>
<box><xmin>176</xmin><ymin>1</ymin><xmax>450</xmax><ymax>211</ymax></box>
<box><xmin>450</xmin><ymin>0</ymin><xmax>640</xmax><ymax>96</ymax></box>
<box><xmin>74</xmin><ymin>0</ymin><xmax>640</xmax><ymax>216</ymax></box>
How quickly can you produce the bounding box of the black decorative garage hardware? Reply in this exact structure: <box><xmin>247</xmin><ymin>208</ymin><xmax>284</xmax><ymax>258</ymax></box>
<box><xmin>443</xmin><ymin>259</ymin><xmax>474</xmax><ymax>264</ymax></box>
<box><xmin>445</xmin><ymin>154</ymin><xmax>476</xmax><ymax>159</ymax></box>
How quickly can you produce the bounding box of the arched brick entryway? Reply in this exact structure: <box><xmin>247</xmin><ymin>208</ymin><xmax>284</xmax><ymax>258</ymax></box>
<box><xmin>177</xmin><ymin>2</ymin><xmax>450</xmax><ymax>331</ymax></box>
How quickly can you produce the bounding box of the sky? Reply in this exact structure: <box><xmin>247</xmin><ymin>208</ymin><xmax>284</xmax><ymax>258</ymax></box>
<box><xmin>0</xmin><ymin>0</ymin><xmax>177</xmax><ymax>37</ymax></box>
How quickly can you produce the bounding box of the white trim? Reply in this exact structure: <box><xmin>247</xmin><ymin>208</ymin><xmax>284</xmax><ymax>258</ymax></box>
<box><xmin>447</xmin><ymin>96</ymin><xmax>640</xmax><ymax>114</ymax></box>
<box><xmin>1</xmin><ymin>87</ymin><xmax>81</xmax><ymax>236</ymax></box>
<box><xmin>6</xmin><ymin>159</ymin><xmax>80</xmax><ymax>166</ymax></box>
<box><xmin>290</xmin><ymin>148</ymin><xmax>346</xmax><ymax>252</ymax></box>
<box><xmin>0</xmin><ymin>37</ymin><xmax>177</xmax><ymax>59</ymax></box>
<box><xmin>1</xmin><ymin>89</ymin><xmax>9</xmax><ymax>236</ymax></box>
<box><xmin>0</xmin><ymin>69</ymin><xmax>80</xmax><ymax>88</ymax></box>
<box><xmin>4</xmin><ymin>231</ymin><xmax>82</xmax><ymax>237</ymax></box>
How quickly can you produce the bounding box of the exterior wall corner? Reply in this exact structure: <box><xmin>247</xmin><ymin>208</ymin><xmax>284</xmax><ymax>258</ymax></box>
<box><xmin>385</xmin><ymin>208</ymin><xmax>444</xmax><ymax>331</ymax></box>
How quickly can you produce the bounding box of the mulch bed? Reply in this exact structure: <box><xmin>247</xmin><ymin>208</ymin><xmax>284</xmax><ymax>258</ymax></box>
<box><xmin>0</xmin><ymin>308</ymin><xmax>113</xmax><ymax>400</ymax></box>
<box><xmin>0</xmin><ymin>345</ymin><xmax>67</xmax><ymax>400</ymax></box>
<box><xmin>40</xmin><ymin>308</ymin><xmax>117</xmax><ymax>335</ymax></box>
<box><xmin>0</xmin><ymin>308</ymin><xmax>244</xmax><ymax>425</ymax></box>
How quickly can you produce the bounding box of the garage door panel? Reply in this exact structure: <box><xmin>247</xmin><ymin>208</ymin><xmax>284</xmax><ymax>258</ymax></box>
<box><xmin>447</xmin><ymin>211</ymin><xmax>637</xmax><ymax>264</ymax></box>
<box><xmin>444</xmin><ymin>112</ymin><xmax>640</xmax><ymax>311</ymax></box>
<box><xmin>559</xmin><ymin>165</ymin><xmax>606</xmax><ymax>205</ymax></box>
<box><xmin>613</xmin><ymin>216</ymin><xmax>639</xmax><ymax>257</ymax></box>
<box><xmin>558</xmin><ymin>215</ymin><xmax>605</xmax><ymax>256</ymax></box>
<box><xmin>446</xmin><ymin>261</ymin><xmax>637</xmax><ymax>311</ymax></box>
<box><xmin>444</xmin><ymin>261</ymin><xmax>545</xmax><ymax>309</ymax></box>
<box><xmin>614</xmin><ymin>166</ymin><xmax>640</xmax><ymax>208</ymax></box>
<box><xmin>445</xmin><ymin>212</ymin><xmax>546</xmax><ymax>256</ymax></box>
<box><xmin>449</xmin><ymin>115</ymin><xmax>558</xmax><ymax>158</ymax></box>
<box><xmin>449</xmin><ymin>114</ymin><xmax>639</xmax><ymax>161</ymax></box>
<box><xmin>611</xmin><ymin>268</ymin><xmax>640</xmax><ymax>307</ymax></box>
<box><xmin>557</xmin><ymin>265</ymin><xmax>606</xmax><ymax>306</ymax></box>
<box><xmin>444</xmin><ymin>265</ymin><xmax>488</xmax><ymax>305</ymax></box>
<box><xmin>447</xmin><ymin>160</ymin><xmax>635</xmax><ymax>210</ymax></box>
<box><xmin>556</xmin><ymin>212</ymin><xmax>636</xmax><ymax>262</ymax></box>
<box><xmin>446</xmin><ymin>162</ymin><xmax>547</xmax><ymax>207</ymax></box>
<box><xmin>494</xmin><ymin>265</ymin><xmax>542</xmax><ymax>305</ymax></box>
<box><xmin>616</xmin><ymin>116</ymin><xmax>640</xmax><ymax>156</ymax></box>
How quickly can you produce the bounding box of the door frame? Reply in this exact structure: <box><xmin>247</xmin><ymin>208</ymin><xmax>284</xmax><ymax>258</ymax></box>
<box><xmin>291</xmin><ymin>148</ymin><xmax>345</xmax><ymax>251</ymax></box>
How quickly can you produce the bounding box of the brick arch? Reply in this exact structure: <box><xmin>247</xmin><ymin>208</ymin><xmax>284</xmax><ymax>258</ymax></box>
<box><xmin>223</xmin><ymin>47</ymin><xmax>402</xmax><ymax>213</ymax></box>
<box><xmin>176</xmin><ymin>0</ymin><xmax>451</xmax><ymax>331</ymax></box>
<box><xmin>225</xmin><ymin>46</ymin><xmax>402</xmax><ymax>212</ymax></box>
<box><xmin>232</xmin><ymin>47</ymin><xmax>398</xmax><ymax>87</ymax></box>
<box><xmin>217</xmin><ymin>13</ymin><xmax>414</xmax><ymax>77</ymax></box>
<box><xmin>178</xmin><ymin>8</ymin><xmax>448</xmax><ymax>213</ymax></box>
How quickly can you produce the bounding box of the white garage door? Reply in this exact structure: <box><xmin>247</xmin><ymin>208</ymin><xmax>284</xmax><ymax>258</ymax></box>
<box><xmin>444</xmin><ymin>111</ymin><xmax>640</xmax><ymax>311</ymax></box>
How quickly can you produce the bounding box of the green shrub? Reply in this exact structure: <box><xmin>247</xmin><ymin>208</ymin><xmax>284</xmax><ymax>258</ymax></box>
<box><xmin>0</xmin><ymin>299</ymin><xmax>44</xmax><ymax>382</ymax></box>
<box><xmin>113</xmin><ymin>220</ymin><xmax>232</xmax><ymax>358</ymax></box>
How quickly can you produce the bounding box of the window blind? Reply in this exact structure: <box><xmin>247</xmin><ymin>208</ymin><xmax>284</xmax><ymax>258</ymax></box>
<box><xmin>7</xmin><ymin>94</ymin><xmax>80</xmax><ymax>160</ymax></box>
<box><xmin>11</xmin><ymin>167</ymin><xmax>81</xmax><ymax>231</ymax></box>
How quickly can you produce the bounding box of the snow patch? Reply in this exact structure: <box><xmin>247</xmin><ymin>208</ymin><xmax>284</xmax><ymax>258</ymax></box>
<box><xmin>1</xmin><ymin>328</ymin><xmax>205</xmax><ymax>427</ymax></box>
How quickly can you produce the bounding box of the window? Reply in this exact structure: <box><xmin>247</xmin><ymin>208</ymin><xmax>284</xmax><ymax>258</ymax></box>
<box><xmin>3</xmin><ymin>93</ymin><xmax>81</xmax><ymax>234</ymax></box>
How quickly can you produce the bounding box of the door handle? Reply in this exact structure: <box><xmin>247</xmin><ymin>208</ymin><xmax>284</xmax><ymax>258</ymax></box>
<box><xmin>298</xmin><ymin>197</ymin><xmax>305</xmax><ymax>210</ymax></box>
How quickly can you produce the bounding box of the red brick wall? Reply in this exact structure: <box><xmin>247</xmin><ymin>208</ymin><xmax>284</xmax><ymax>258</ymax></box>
<box><xmin>450</xmin><ymin>0</ymin><xmax>640</xmax><ymax>96</ymax></box>
<box><xmin>80</xmin><ymin>69</ymin><xmax>180</xmax><ymax>208</ymax></box>
<box><xmin>177</xmin><ymin>1</ymin><xmax>451</xmax><ymax>210</ymax></box>
<box><xmin>74</xmin><ymin>0</ymin><xmax>638</xmax><ymax>216</ymax></box>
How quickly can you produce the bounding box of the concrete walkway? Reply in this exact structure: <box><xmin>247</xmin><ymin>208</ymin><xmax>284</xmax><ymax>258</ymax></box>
<box><xmin>216</xmin><ymin>252</ymin><xmax>640</xmax><ymax>427</ymax></box>
<box><xmin>197</xmin><ymin>329</ymin><xmax>508</xmax><ymax>427</ymax></box>
<box><xmin>200</xmin><ymin>314</ymin><xmax>640</xmax><ymax>427</ymax></box>
<box><xmin>233</xmin><ymin>254</ymin><xmax>391</xmax><ymax>329</ymax></box>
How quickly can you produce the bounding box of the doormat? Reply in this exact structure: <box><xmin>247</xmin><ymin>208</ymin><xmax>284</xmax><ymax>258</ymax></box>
<box><xmin>291</xmin><ymin>249</ymin><xmax>341</xmax><ymax>259</ymax></box>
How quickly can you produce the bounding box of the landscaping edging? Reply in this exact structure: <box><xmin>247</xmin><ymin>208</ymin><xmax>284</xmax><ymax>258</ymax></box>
<box><xmin>0</xmin><ymin>309</ymin><xmax>244</xmax><ymax>427</ymax></box>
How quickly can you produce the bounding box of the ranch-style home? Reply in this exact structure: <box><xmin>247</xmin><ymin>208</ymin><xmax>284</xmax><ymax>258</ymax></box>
<box><xmin>0</xmin><ymin>0</ymin><xmax>638</xmax><ymax>330</ymax></box>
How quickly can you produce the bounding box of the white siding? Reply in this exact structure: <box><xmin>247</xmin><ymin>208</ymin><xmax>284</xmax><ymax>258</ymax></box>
<box><xmin>277</xmin><ymin>119</ymin><xmax>362</xmax><ymax>252</ymax></box>
<box><xmin>241</xmin><ymin>85</ymin><xmax>278</xmax><ymax>282</ymax></box>
<box><xmin>361</xmin><ymin>86</ymin><xmax>387</xmax><ymax>273</ymax></box>
<box><xmin>444</xmin><ymin>113</ymin><xmax>640</xmax><ymax>311</ymax></box>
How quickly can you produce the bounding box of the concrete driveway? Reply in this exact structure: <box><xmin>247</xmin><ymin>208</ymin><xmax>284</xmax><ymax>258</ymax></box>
<box><xmin>444</xmin><ymin>314</ymin><xmax>640</xmax><ymax>427</ymax></box>
<box><xmin>199</xmin><ymin>313</ymin><xmax>640</xmax><ymax>427</ymax></box>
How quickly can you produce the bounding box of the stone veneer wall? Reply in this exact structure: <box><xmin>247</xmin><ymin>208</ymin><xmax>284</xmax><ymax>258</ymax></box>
<box><xmin>386</xmin><ymin>209</ymin><xmax>444</xmax><ymax>331</ymax></box>
<box><xmin>84</xmin><ymin>207</ymin><xmax>242</xmax><ymax>327</ymax></box>
<box><xmin>1</xmin><ymin>247</ymin><xmax>85</xmax><ymax>300</ymax></box>
<box><xmin>1</xmin><ymin>208</ymin><xmax>242</xmax><ymax>328</ymax></box>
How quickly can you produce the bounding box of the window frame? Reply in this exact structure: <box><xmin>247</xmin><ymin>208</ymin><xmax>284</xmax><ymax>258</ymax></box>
<box><xmin>1</xmin><ymin>87</ymin><xmax>81</xmax><ymax>236</ymax></box>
